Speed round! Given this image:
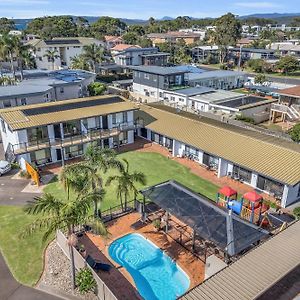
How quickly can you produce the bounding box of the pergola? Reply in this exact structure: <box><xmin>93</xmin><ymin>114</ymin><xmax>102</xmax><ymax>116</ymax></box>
<box><xmin>140</xmin><ymin>180</ymin><xmax>269</xmax><ymax>257</ymax></box>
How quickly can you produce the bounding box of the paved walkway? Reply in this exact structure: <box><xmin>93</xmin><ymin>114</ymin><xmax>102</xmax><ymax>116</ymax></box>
<box><xmin>0</xmin><ymin>252</ymin><xmax>62</xmax><ymax>300</ymax></box>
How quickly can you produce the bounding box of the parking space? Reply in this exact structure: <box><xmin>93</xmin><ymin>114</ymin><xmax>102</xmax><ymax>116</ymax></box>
<box><xmin>0</xmin><ymin>169</ymin><xmax>39</xmax><ymax>206</ymax></box>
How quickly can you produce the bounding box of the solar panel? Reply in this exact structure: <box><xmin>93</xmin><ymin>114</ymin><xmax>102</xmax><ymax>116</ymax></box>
<box><xmin>44</xmin><ymin>39</ymin><xmax>81</xmax><ymax>45</ymax></box>
<box><xmin>23</xmin><ymin>97</ymin><xmax>123</xmax><ymax>116</ymax></box>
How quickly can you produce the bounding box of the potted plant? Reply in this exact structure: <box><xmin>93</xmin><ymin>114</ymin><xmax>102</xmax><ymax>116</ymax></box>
<box><xmin>75</xmin><ymin>267</ymin><xmax>96</xmax><ymax>294</ymax></box>
<box><xmin>152</xmin><ymin>219</ymin><xmax>161</xmax><ymax>232</ymax></box>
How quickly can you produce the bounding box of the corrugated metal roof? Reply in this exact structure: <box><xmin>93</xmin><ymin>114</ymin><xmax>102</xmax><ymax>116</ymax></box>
<box><xmin>136</xmin><ymin>105</ymin><xmax>300</xmax><ymax>185</ymax></box>
<box><xmin>180</xmin><ymin>221</ymin><xmax>300</xmax><ymax>300</ymax></box>
<box><xmin>0</xmin><ymin>95</ymin><xmax>138</xmax><ymax>130</ymax></box>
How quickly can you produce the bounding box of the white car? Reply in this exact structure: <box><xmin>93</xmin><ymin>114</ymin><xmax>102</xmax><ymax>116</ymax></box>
<box><xmin>0</xmin><ymin>160</ymin><xmax>11</xmax><ymax>176</ymax></box>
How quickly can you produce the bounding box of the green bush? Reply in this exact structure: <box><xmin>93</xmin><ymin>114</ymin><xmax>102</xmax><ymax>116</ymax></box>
<box><xmin>293</xmin><ymin>207</ymin><xmax>300</xmax><ymax>220</ymax></box>
<box><xmin>288</xmin><ymin>123</ymin><xmax>300</xmax><ymax>142</ymax></box>
<box><xmin>235</xmin><ymin>115</ymin><xmax>255</xmax><ymax>124</ymax></box>
<box><xmin>76</xmin><ymin>267</ymin><xmax>96</xmax><ymax>294</ymax></box>
<box><xmin>88</xmin><ymin>82</ymin><xmax>107</xmax><ymax>96</ymax></box>
<box><xmin>19</xmin><ymin>170</ymin><xmax>31</xmax><ymax>179</ymax></box>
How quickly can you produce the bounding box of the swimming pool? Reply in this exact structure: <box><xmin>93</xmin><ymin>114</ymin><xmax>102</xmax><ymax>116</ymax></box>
<box><xmin>108</xmin><ymin>233</ymin><xmax>190</xmax><ymax>300</ymax></box>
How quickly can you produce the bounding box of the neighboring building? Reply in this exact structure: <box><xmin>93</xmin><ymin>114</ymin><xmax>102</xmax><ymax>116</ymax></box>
<box><xmin>104</xmin><ymin>35</ymin><xmax>123</xmax><ymax>49</ymax></box>
<box><xmin>270</xmin><ymin>85</ymin><xmax>300</xmax><ymax>123</ymax></box>
<box><xmin>270</xmin><ymin>43</ymin><xmax>300</xmax><ymax>58</ymax></box>
<box><xmin>228</xmin><ymin>48</ymin><xmax>277</xmax><ymax>62</ymax></box>
<box><xmin>147</xmin><ymin>31</ymin><xmax>203</xmax><ymax>46</ymax></box>
<box><xmin>131</xmin><ymin>66</ymin><xmax>187</xmax><ymax>101</ymax></box>
<box><xmin>0</xmin><ymin>69</ymin><xmax>96</xmax><ymax>109</ymax></box>
<box><xmin>110</xmin><ymin>44</ymin><xmax>140</xmax><ymax>54</ymax></box>
<box><xmin>136</xmin><ymin>104</ymin><xmax>300</xmax><ymax>207</ymax></box>
<box><xmin>178</xmin><ymin>28</ymin><xmax>206</xmax><ymax>40</ymax></box>
<box><xmin>0</xmin><ymin>95</ymin><xmax>140</xmax><ymax>167</ymax></box>
<box><xmin>112</xmin><ymin>47</ymin><xmax>169</xmax><ymax>67</ymax></box>
<box><xmin>180</xmin><ymin>220</ymin><xmax>300</xmax><ymax>300</ymax></box>
<box><xmin>187</xmin><ymin>70</ymin><xmax>247</xmax><ymax>90</ymax></box>
<box><xmin>191</xmin><ymin>46</ymin><xmax>219</xmax><ymax>62</ymax></box>
<box><xmin>27</xmin><ymin>37</ymin><xmax>104</xmax><ymax>70</ymax></box>
<box><xmin>236</xmin><ymin>37</ymin><xmax>258</xmax><ymax>47</ymax></box>
<box><xmin>163</xmin><ymin>86</ymin><xmax>275</xmax><ymax>121</ymax></box>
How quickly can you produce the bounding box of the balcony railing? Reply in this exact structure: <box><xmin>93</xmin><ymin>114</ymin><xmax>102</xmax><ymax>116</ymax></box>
<box><xmin>12</xmin><ymin>121</ymin><xmax>144</xmax><ymax>155</ymax></box>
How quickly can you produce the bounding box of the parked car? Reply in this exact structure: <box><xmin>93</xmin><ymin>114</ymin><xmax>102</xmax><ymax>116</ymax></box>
<box><xmin>0</xmin><ymin>160</ymin><xmax>11</xmax><ymax>176</ymax></box>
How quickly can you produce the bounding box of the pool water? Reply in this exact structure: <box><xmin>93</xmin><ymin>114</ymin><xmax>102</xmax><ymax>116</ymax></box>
<box><xmin>108</xmin><ymin>233</ymin><xmax>190</xmax><ymax>300</ymax></box>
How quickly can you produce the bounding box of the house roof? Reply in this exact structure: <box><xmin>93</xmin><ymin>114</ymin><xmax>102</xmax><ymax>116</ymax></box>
<box><xmin>147</xmin><ymin>31</ymin><xmax>202</xmax><ymax>39</ymax></box>
<box><xmin>167</xmin><ymin>86</ymin><xmax>215</xmax><ymax>97</ymax></box>
<box><xmin>279</xmin><ymin>85</ymin><xmax>300</xmax><ymax>98</ymax></box>
<box><xmin>111</xmin><ymin>44</ymin><xmax>140</xmax><ymax>52</ymax></box>
<box><xmin>187</xmin><ymin>70</ymin><xmax>246</xmax><ymax>81</ymax></box>
<box><xmin>104</xmin><ymin>35</ymin><xmax>123</xmax><ymax>42</ymax></box>
<box><xmin>180</xmin><ymin>221</ymin><xmax>300</xmax><ymax>300</ymax></box>
<box><xmin>130</xmin><ymin>65</ymin><xmax>186</xmax><ymax>75</ymax></box>
<box><xmin>0</xmin><ymin>95</ymin><xmax>138</xmax><ymax>130</ymax></box>
<box><xmin>136</xmin><ymin>104</ymin><xmax>300</xmax><ymax>185</ymax></box>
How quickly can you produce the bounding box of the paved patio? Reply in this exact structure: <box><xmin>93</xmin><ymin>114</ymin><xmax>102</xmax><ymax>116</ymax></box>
<box><xmin>79</xmin><ymin>212</ymin><xmax>205</xmax><ymax>299</ymax></box>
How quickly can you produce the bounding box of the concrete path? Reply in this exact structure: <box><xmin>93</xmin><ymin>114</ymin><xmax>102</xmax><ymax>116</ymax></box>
<box><xmin>0</xmin><ymin>252</ymin><xmax>62</xmax><ymax>300</ymax></box>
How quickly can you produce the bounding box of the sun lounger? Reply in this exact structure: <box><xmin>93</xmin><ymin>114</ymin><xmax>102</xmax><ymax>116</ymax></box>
<box><xmin>86</xmin><ymin>255</ymin><xmax>111</xmax><ymax>272</ymax></box>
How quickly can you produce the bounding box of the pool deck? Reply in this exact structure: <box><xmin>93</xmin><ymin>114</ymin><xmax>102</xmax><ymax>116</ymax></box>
<box><xmin>79</xmin><ymin>212</ymin><xmax>205</xmax><ymax>299</ymax></box>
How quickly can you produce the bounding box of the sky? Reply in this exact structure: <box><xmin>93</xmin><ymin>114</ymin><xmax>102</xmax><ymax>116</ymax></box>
<box><xmin>0</xmin><ymin>0</ymin><xmax>299</xmax><ymax>19</ymax></box>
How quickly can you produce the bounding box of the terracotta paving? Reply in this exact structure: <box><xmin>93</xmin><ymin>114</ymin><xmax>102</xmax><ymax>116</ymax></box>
<box><xmin>79</xmin><ymin>212</ymin><xmax>205</xmax><ymax>299</ymax></box>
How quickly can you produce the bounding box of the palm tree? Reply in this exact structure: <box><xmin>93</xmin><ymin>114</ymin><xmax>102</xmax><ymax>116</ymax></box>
<box><xmin>61</xmin><ymin>145</ymin><xmax>122</xmax><ymax>218</ymax></box>
<box><xmin>70</xmin><ymin>54</ymin><xmax>89</xmax><ymax>71</ymax></box>
<box><xmin>82</xmin><ymin>43</ymin><xmax>105</xmax><ymax>73</ymax></box>
<box><xmin>22</xmin><ymin>170</ymin><xmax>107</xmax><ymax>290</ymax></box>
<box><xmin>106</xmin><ymin>159</ymin><xmax>146</xmax><ymax>211</ymax></box>
<box><xmin>43</xmin><ymin>49</ymin><xmax>60</xmax><ymax>70</ymax></box>
<box><xmin>0</xmin><ymin>35</ymin><xmax>17</xmax><ymax>78</ymax></box>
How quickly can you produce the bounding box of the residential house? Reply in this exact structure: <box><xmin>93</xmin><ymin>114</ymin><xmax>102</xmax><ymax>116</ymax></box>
<box><xmin>112</xmin><ymin>46</ymin><xmax>169</xmax><ymax>67</ymax></box>
<box><xmin>147</xmin><ymin>31</ymin><xmax>203</xmax><ymax>46</ymax></box>
<box><xmin>131</xmin><ymin>66</ymin><xmax>187</xmax><ymax>101</ymax></box>
<box><xmin>136</xmin><ymin>104</ymin><xmax>300</xmax><ymax>207</ymax></box>
<box><xmin>191</xmin><ymin>46</ymin><xmax>219</xmax><ymax>62</ymax></box>
<box><xmin>0</xmin><ymin>69</ymin><xmax>96</xmax><ymax>109</ymax></box>
<box><xmin>27</xmin><ymin>37</ymin><xmax>104</xmax><ymax>70</ymax></box>
<box><xmin>187</xmin><ymin>70</ymin><xmax>247</xmax><ymax>90</ymax></box>
<box><xmin>104</xmin><ymin>35</ymin><xmax>123</xmax><ymax>49</ymax></box>
<box><xmin>270</xmin><ymin>43</ymin><xmax>300</xmax><ymax>58</ymax></box>
<box><xmin>0</xmin><ymin>95</ymin><xmax>140</xmax><ymax>167</ymax></box>
<box><xmin>228</xmin><ymin>48</ymin><xmax>277</xmax><ymax>62</ymax></box>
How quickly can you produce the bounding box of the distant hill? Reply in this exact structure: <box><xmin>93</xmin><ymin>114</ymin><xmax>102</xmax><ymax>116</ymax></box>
<box><xmin>12</xmin><ymin>13</ymin><xmax>300</xmax><ymax>31</ymax></box>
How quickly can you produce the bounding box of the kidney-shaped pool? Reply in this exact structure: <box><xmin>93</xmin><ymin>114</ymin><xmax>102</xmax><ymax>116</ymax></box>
<box><xmin>108</xmin><ymin>233</ymin><xmax>190</xmax><ymax>300</ymax></box>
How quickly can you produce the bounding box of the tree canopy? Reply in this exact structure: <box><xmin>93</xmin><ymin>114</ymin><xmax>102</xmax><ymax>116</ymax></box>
<box><xmin>276</xmin><ymin>55</ymin><xmax>299</xmax><ymax>74</ymax></box>
<box><xmin>0</xmin><ymin>18</ymin><xmax>15</xmax><ymax>35</ymax></box>
<box><xmin>289</xmin><ymin>123</ymin><xmax>300</xmax><ymax>142</ymax></box>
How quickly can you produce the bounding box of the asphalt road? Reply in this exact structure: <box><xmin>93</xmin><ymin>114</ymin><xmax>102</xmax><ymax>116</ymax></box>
<box><xmin>0</xmin><ymin>252</ymin><xmax>62</xmax><ymax>300</ymax></box>
<box><xmin>199</xmin><ymin>65</ymin><xmax>300</xmax><ymax>86</ymax></box>
<box><xmin>0</xmin><ymin>169</ymin><xmax>38</xmax><ymax>206</ymax></box>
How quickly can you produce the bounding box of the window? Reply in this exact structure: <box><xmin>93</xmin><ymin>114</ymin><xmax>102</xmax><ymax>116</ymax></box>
<box><xmin>170</xmin><ymin>96</ymin><xmax>175</xmax><ymax>102</ymax></box>
<box><xmin>134</xmin><ymin>71</ymin><xmax>138</xmax><ymax>77</ymax></box>
<box><xmin>159</xmin><ymin>92</ymin><xmax>163</xmax><ymax>98</ymax></box>
<box><xmin>30</xmin><ymin>148</ymin><xmax>51</xmax><ymax>165</ymax></box>
<box><xmin>38</xmin><ymin>57</ymin><xmax>43</xmax><ymax>61</ymax></box>
<box><xmin>144</xmin><ymin>73</ymin><xmax>150</xmax><ymax>79</ymax></box>
<box><xmin>150</xmin><ymin>91</ymin><xmax>155</xmax><ymax>96</ymax></box>
<box><xmin>112</xmin><ymin>114</ymin><xmax>117</xmax><ymax>125</ymax></box>
<box><xmin>37</xmin><ymin>48</ymin><xmax>41</xmax><ymax>51</ymax></box>
<box><xmin>122</xmin><ymin>112</ymin><xmax>128</xmax><ymax>123</ymax></box>
<box><xmin>27</xmin><ymin>126</ymin><xmax>49</xmax><ymax>145</ymax></box>
<box><xmin>65</xmin><ymin>145</ymin><xmax>83</xmax><ymax>158</ymax></box>
<box><xmin>60</xmin><ymin>87</ymin><xmax>64</xmax><ymax>93</ymax></box>
<box><xmin>3</xmin><ymin>100</ymin><xmax>11</xmax><ymax>108</ymax></box>
<box><xmin>232</xmin><ymin>165</ymin><xmax>252</xmax><ymax>183</ymax></box>
<box><xmin>21</xmin><ymin>98</ymin><xmax>27</xmax><ymax>105</ymax></box>
<box><xmin>179</xmin><ymin>98</ymin><xmax>185</xmax><ymax>102</ymax></box>
<box><xmin>257</xmin><ymin>175</ymin><xmax>284</xmax><ymax>197</ymax></box>
<box><xmin>1</xmin><ymin>120</ymin><xmax>6</xmax><ymax>133</ymax></box>
<box><xmin>73</xmin><ymin>46</ymin><xmax>80</xmax><ymax>48</ymax></box>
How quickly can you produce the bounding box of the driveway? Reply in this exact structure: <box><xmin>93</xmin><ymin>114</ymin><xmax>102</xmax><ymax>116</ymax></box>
<box><xmin>0</xmin><ymin>169</ymin><xmax>39</xmax><ymax>206</ymax></box>
<box><xmin>0</xmin><ymin>252</ymin><xmax>62</xmax><ymax>300</ymax></box>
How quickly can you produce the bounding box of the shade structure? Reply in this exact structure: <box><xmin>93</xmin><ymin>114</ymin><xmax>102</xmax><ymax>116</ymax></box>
<box><xmin>141</xmin><ymin>180</ymin><xmax>269</xmax><ymax>256</ymax></box>
<box><xmin>243</xmin><ymin>191</ymin><xmax>263</xmax><ymax>202</ymax></box>
<box><xmin>218</xmin><ymin>186</ymin><xmax>237</xmax><ymax>197</ymax></box>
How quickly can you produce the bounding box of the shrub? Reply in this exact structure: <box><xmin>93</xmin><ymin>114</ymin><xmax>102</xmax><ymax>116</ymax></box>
<box><xmin>288</xmin><ymin>123</ymin><xmax>300</xmax><ymax>142</ymax></box>
<box><xmin>152</xmin><ymin>219</ymin><xmax>161</xmax><ymax>230</ymax></box>
<box><xmin>235</xmin><ymin>115</ymin><xmax>255</xmax><ymax>124</ymax></box>
<box><xmin>75</xmin><ymin>267</ymin><xmax>96</xmax><ymax>294</ymax></box>
<box><xmin>293</xmin><ymin>207</ymin><xmax>300</xmax><ymax>220</ymax></box>
<box><xmin>19</xmin><ymin>170</ymin><xmax>31</xmax><ymax>179</ymax></box>
<box><xmin>88</xmin><ymin>82</ymin><xmax>107</xmax><ymax>96</ymax></box>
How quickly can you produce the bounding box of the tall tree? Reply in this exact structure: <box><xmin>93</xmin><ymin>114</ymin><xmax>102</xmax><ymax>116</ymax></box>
<box><xmin>106</xmin><ymin>158</ymin><xmax>146</xmax><ymax>211</ymax></box>
<box><xmin>0</xmin><ymin>35</ymin><xmax>17</xmax><ymax>78</ymax></box>
<box><xmin>43</xmin><ymin>49</ymin><xmax>60</xmax><ymax>70</ymax></box>
<box><xmin>0</xmin><ymin>18</ymin><xmax>15</xmax><ymax>35</ymax></box>
<box><xmin>211</xmin><ymin>13</ymin><xmax>242</xmax><ymax>63</ymax></box>
<box><xmin>70</xmin><ymin>54</ymin><xmax>90</xmax><ymax>71</ymax></box>
<box><xmin>276</xmin><ymin>55</ymin><xmax>299</xmax><ymax>74</ymax></box>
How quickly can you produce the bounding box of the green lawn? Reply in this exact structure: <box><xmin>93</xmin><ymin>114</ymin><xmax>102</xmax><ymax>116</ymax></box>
<box><xmin>44</xmin><ymin>152</ymin><xmax>220</xmax><ymax>211</ymax></box>
<box><xmin>0</xmin><ymin>152</ymin><xmax>220</xmax><ymax>286</ymax></box>
<box><xmin>0</xmin><ymin>205</ymin><xmax>52</xmax><ymax>286</ymax></box>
